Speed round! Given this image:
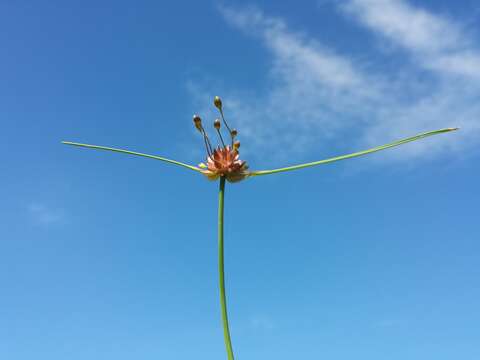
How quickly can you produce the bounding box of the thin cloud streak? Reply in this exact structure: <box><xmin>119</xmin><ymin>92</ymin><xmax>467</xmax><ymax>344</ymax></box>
<box><xmin>342</xmin><ymin>0</ymin><xmax>480</xmax><ymax>78</ymax></box>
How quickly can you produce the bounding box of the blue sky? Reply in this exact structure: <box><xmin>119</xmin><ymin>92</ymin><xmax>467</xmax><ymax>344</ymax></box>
<box><xmin>1</xmin><ymin>0</ymin><xmax>479</xmax><ymax>359</ymax></box>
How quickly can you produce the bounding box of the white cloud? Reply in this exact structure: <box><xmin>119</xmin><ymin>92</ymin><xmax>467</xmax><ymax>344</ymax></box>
<box><xmin>28</xmin><ymin>203</ymin><xmax>64</xmax><ymax>225</ymax></box>
<box><xmin>429</xmin><ymin>51</ymin><xmax>480</xmax><ymax>78</ymax></box>
<box><xmin>342</xmin><ymin>0</ymin><xmax>480</xmax><ymax>78</ymax></box>
<box><xmin>189</xmin><ymin>2</ymin><xmax>480</xmax><ymax>166</ymax></box>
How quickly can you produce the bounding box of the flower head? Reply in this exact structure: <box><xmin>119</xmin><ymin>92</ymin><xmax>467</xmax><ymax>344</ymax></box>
<box><xmin>199</xmin><ymin>145</ymin><xmax>249</xmax><ymax>182</ymax></box>
<box><xmin>195</xmin><ymin>96</ymin><xmax>250</xmax><ymax>183</ymax></box>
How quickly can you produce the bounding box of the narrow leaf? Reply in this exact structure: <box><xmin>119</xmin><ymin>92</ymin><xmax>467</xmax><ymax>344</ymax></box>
<box><xmin>249</xmin><ymin>128</ymin><xmax>458</xmax><ymax>177</ymax></box>
<box><xmin>62</xmin><ymin>141</ymin><xmax>201</xmax><ymax>172</ymax></box>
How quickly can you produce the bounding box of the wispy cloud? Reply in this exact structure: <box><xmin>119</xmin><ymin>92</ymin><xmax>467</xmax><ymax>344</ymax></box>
<box><xmin>189</xmin><ymin>2</ymin><xmax>480</xmax><ymax>165</ymax></box>
<box><xmin>28</xmin><ymin>203</ymin><xmax>64</xmax><ymax>225</ymax></box>
<box><xmin>342</xmin><ymin>0</ymin><xmax>480</xmax><ymax>78</ymax></box>
<box><xmin>340</xmin><ymin>0</ymin><xmax>480</xmax><ymax>157</ymax></box>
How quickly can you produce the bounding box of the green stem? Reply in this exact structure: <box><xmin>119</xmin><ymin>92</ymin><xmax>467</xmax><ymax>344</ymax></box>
<box><xmin>218</xmin><ymin>176</ymin><xmax>235</xmax><ymax>360</ymax></box>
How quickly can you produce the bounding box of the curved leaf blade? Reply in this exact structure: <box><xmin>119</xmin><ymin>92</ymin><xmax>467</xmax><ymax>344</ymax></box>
<box><xmin>62</xmin><ymin>141</ymin><xmax>201</xmax><ymax>172</ymax></box>
<box><xmin>249</xmin><ymin>128</ymin><xmax>458</xmax><ymax>177</ymax></box>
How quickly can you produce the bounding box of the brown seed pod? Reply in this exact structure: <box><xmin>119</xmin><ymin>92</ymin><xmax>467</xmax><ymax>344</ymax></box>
<box><xmin>193</xmin><ymin>114</ymin><xmax>202</xmax><ymax>131</ymax></box>
<box><xmin>214</xmin><ymin>96</ymin><xmax>223</xmax><ymax>109</ymax></box>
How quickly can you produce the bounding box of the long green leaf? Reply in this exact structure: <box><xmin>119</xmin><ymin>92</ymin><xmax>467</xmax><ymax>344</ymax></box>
<box><xmin>62</xmin><ymin>141</ymin><xmax>201</xmax><ymax>172</ymax></box>
<box><xmin>249</xmin><ymin>128</ymin><xmax>458</xmax><ymax>177</ymax></box>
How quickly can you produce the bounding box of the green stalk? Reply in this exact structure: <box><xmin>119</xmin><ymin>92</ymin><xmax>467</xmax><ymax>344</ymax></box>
<box><xmin>218</xmin><ymin>176</ymin><xmax>235</xmax><ymax>360</ymax></box>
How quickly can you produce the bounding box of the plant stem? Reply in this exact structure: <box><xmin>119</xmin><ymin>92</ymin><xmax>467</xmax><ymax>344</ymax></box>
<box><xmin>218</xmin><ymin>176</ymin><xmax>235</xmax><ymax>360</ymax></box>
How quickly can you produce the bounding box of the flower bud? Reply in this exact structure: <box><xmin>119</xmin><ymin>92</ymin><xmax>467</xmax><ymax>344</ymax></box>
<box><xmin>231</xmin><ymin>129</ymin><xmax>238</xmax><ymax>137</ymax></box>
<box><xmin>193</xmin><ymin>114</ymin><xmax>202</xmax><ymax>131</ymax></box>
<box><xmin>214</xmin><ymin>118</ymin><xmax>221</xmax><ymax>129</ymax></box>
<box><xmin>214</xmin><ymin>96</ymin><xmax>222</xmax><ymax>109</ymax></box>
<box><xmin>233</xmin><ymin>140</ymin><xmax>240</xmax><ymax>150</ymax></box>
